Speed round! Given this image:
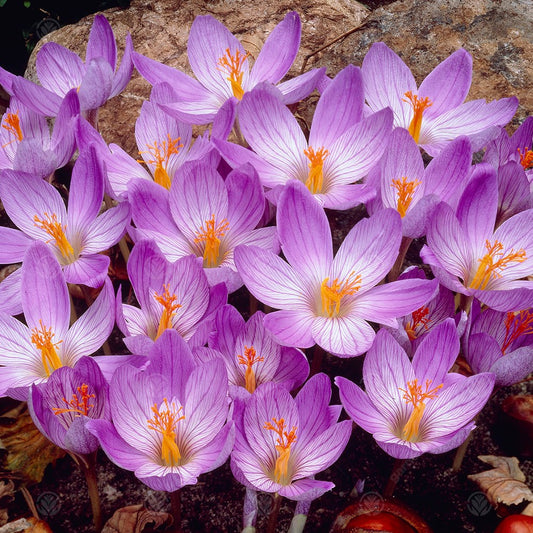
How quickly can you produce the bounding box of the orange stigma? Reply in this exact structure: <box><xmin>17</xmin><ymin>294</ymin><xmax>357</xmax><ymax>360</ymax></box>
<box><xmin>138</xmin><ymin>134</ymin><xmax>183</xmax><ymax>190</ymax></box>
<box><xmin>320</xmin><ymin>271</ymin><xmax>361</xmax><ymax>317</ymax></box>
<box><xmin>2</xmin><ymin>112</ymin><xmax>23</xmax><ymax>146</ymax></box>
<box><xmin>264</xmin><ymin>417</ymin><xmax>297</xmax><ymax>485</ymax></box>
<box><xmin>194</xmin><ymin>214</ymin><xmax>230</xmax><ymax>268</ymax></box>
<box><xmin>147</xmin><ymin>398</ymin><xmax>185</xmax><ymax>467</ymax></box>
<box><xmin>304</xmin><ymin>146</ymin><xmax>329</xmax><ymax>194</ymax></box>
<box><xmin>502</xmin><ymin>310</ymin><xmax>533</xmax><ymax>354</ymax></box>
<box><xmin>217</xmin><ymin>47</ymin><xmax>250</xmax><ymax>100</ymax></box>
<box><xmin>52</xmin><ymin>384</ymin><xmax>95</xmax><ymax>417</ymax></box>
<box><xmin>469</xmin><ymin>240</ymin><xmax>526</xmax><ymax>290</ymax></box>
<box><xmin>405</xmin><ymin>306</ymin><xmax>430</xmax><ymax>341</ymax></box>
<box><xmin>391</xmin><ymin>176</ymin><xmax>422</xmax><ymax>217</ymax></box>
<box><xmin>403</xmin><ymin>91</ymin><xmax>433</xmax><ymax>143</ymax></box>
<box><xmin>33</xmin><ymin>212</ymin><xmax>74</xmax><ymax>260</ymax></box>
<box><xmin>237</xmin><ymin>345</ymin><xmax>264</xmax><ymax>393</ymax></box>
<box><xmin>30</xmin><ymin>320</ymin><xmax>63</xmax><ymax>377</ymax></box>
<box><xmin>153</xmin><ymin>284</ymin><xmax>182</xmax><ymax>340</ymax></box>
<box><xmin>399</xmin><ymin>378</ymin><xmax>443</xmax><ymax>442</ymax></box>
<box><xmin>518</xmin><ymin>147</ymin><xmax>533</xmax><ymax>170</ymax></box>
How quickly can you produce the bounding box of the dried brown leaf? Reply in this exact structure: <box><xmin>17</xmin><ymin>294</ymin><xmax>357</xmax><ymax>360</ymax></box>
<box><xmin>101</xmin><ymin>505</ymin><xmax>173</xmax><ymax>533</ymax></box>
<box><xmin>22</xmin><ymin>517</ymin><xmax>53</xmax><ymax>532</ymax></box>
<box><xmin>468</xmin><ymin>455</ymin><xmax>533</xmax><ymax>510</ymax></box>
<box><xmin>0</xmin><ymin>480</ymin><xmax>15</xmax><ymax>526</ymax></box>
<box><xmin>0</xmin><ymin>405</ymin><xmax>65</xmax><ymax>484</ymax></box>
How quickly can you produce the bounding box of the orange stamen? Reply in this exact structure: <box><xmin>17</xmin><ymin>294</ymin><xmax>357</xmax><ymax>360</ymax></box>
<box><xmin>153</xmin><ymin>284</ymin><xmax>182</xmax><ymax>340</ymax></box>
<box><xmin>304</xmin><ymin>146</ymin><xmax>329</xmax><ymax>194</ymax></box>
<box><xmin>194</xmin><ymin>214</ymin><xmax>230</xmax><ymax>268</ymax></box>
<box><xmin>33</xmin><ymin>212</ymin><xmax>74</xmax><ymax>260</ymax></box>
<box><xmin>469</xmin><ymin>240</ymin><xmax>526</xmax><ymax>290</ymax></box>
<box><xmin>403</xmin><ymin>91</ymin><xmax>433</xmax><ymax>143</ymax></box>
<box><xmin>264</xmin><ymin>417</ymin><xmax>297</xmax><ymax>485</ymax></box>
<box><xmin>502</xmin><ymin>310</ymin><xmax>533</xmax><ymax>354</ymax></box>
<box><xmin>2</xmin><ymin>112</ymin><xmax>23</xmax><ymax>147</ymax></box>
<box><xmin>217</xmin><ymin>48</ymin><xmax>250</xmax><ymax>100</ymax></box>
<box><xmin>52</xmin><ymin>384</ymin><xmax>95</xmax><ymax>417</ymax></box>
<box><xmin>399</xmin><ymin>379</ymin><xmax>443</xmax><ymax>442</ymax></box>
<box><xmin>30</xmin><ymin>320</ymin><xmax>63</xmax><ymax>377</ymax></box>
<box><xmin>147</xmin><ymin>398</ymin><xmax>185</xmax><ymax>467</ymax></box>
<box><xmin>518</xmin><ymin>147</ymin><xmax>533</xmax><ymax>170</ymax></box>
<box><xmin>320</xmin><ymin>271</ymin><xmax>361</xmax><ymax>318</ymax></box>
<box><xmin>391</xmin><ymin>176</ymin><xmax>422</xmax><ymax>217</ymax></box>
<box><xmin>237</xmin><ymin>345</ymin><xmax>264</xmax><ymax>393</ymax></box>
<box><xmin>138</xmin><ymin>134</ymin><xmax>183</xmax><ymax>190</ymax></box>
<box><xmin>405</xmin><ymin>306</ymin><xmax>430</xmax><ymax>341</ymax></box>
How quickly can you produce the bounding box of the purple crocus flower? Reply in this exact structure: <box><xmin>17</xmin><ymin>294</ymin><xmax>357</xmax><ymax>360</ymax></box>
<box><xmin>0</xmin><ymin>242</ymin><xmax>115</xmax><ymax>400</ymax></box>
<box><xmin>29</xmin><ymin>356</ymin><xmax>110</xmax><ymax>456</ymax></box>
<box><xmin>462</xmin><ymin>299</ymin><xmax>533</xmax><ymax>387</ymax></box>
<box><xmin>115</xmin><ymin>239</ymin><xmax>227</xmax><ymax>355</ymax></box>
<box><xmin>231</xmin><ymin>373</ymin><xmax>352</xmax><ymax>500</ymax></box>
<box><xmin>0</xmin><ymin>91</ymin><xmax>79</xmax><ymax>178</ymax></box>
<box><xmin>336</xmin><ymin>320</ymin><xmax>495</xmax><ymax>459</ymax></box>
<box><xmin>86</xmin><ymin>330</ymin><xmax>234</xmax><ymax>492</ymax></box>
<box><xmin>215</xmin><ymin>66</ymin><xmax>392</xmax><ymax>209</ymax></box>
<box><xmin>421</xmin><ymin>164</ymin><xmax>533</xmax><ymax>311</ymax></box>
<box><xmin>128</xmin><ymin>160</ymin><xmax>278</xmax><ymax>293</ymax></box>
<box><xmin>235</xmin><ymin>180</ymin><xmax>438</xmax><ymax>357</ymax></box>
<box><xmin>208</xmin><ymin>305</ymin><xmax>309</xmax><ymax>396</ymax></box>
<box><xmin>361</xmin><ymin>42</ymin><xmax>518</xmax><ymax>156</ymax></box>
<box><xmin>385</xmin><ymin>267</ymin><xmax>467</xmax><ymax>357</ymax></box>
<box><xmin>0</xmin><ymin>145</ymin><xmax>131</xmax><ymax>289</ymax></box>
<box><xmin>133</xmin><ymin>12</ymin><xmax>324</xmax><ymax>125</ymax></box>
<box><xmin>365</xmin><ymin>128</ymin><xmax>472</xmax><ymax>237</ymax></box>
<box><xmin>0</xmin><ymin>14</ymin><xmax>133</xmax><ymax>117</ymax></box>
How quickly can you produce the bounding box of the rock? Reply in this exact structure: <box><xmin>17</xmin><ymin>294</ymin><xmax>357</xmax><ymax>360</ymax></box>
<box><xmin>309</xmin><ymin>0</ymin><xmax>533</xmax><ymax>127</ymax></box>
<box><xmin>25</xmin><ymin>0</ymin><xmax>369</xmax><ymax>156</ymax></box>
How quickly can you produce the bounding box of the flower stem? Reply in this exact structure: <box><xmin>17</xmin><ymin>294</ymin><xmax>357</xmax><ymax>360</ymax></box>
<box><xmin>452</xmin><ymin>430</ymin><xmax>473</xmax><ymax>472</ymax></box>
<box><xmin>383</xmin><ymin>458</ymin><xmax>407</xmax><ymax>498</ymax></box>
<box><xmin>169</xmin><ymin>489</ymin><xmax>181</xmax><ymax>532</ymax></box>
<box><xmin>76</xmin><ymin>452</ymin><xmax>102</xmax><ymax>532</ymax></box>
<box><xmin>387</xmin><ymin>236</ymin><xmax>412</xmax><ymax>282</ymax></box>
<box><xmin>266</xmin><ymin>493</ymin><xmax>281</xmax><ymax>533</ymax></box>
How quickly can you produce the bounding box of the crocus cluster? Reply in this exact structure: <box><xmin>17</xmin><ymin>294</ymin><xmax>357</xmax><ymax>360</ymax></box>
<box><xmin>0</xmin><ymin>9</ymin><xmax>531</xmax><ymax>532</ymax></box>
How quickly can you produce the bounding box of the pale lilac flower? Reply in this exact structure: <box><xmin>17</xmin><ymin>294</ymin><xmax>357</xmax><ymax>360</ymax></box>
<box><xmin>365</xmin><ymin>128</ymin><xmax>472</xmax><ymax>237</ymax></box>
<box><xmin>231</xmin><ymin>373</ymin><xmax>351</xmax><ymax>500</ymax></box>
<box><xmin>0</xmin><ymin>92</ymin><xmax>79</xmax><ymax>177</ymax></box>
<box><xmin>215</xmin><ymin>66</ymin><xmax>392</xmax><ymax>209</ymax></box>
<box><xmin>208</xmin><ymin>305</ymin><xmax>309</xmax><ymax>397</ymax></box>
<box><xmin>29</xmin><ymin>356</ymin><xmax>110</xmax><ymax>456</ymax></box>
<box><xmin>462</xmin><ymin>299</ymin><xmax>533</xmax><ymax>387</ymax></box>
<box><xmin>128</xmin><ymin>160</ymin><xmax>278</xmax><ymax>293</ymax></box>
<box><xmin>361</xmin><ymin>42</ymin><xmax>518</xmax><ymax>156</ymax></box>
<box><xmin>385</xmin><ymin>267</ymin><xmax>467</xmax><ymax>356</ymax></box>
<box><xmin>0</xmin><ymin>145</ymin><xmax>131</xmax><ymax>288</ymax></box>
<box><xmin>483</xmin><ymin>118</ymin><xmax>533</xmax><ymax>226</ymax></box>
<box><xmin>235</xmin><ymin>180</ymin><xmax>438</xmax><ymax>357</ymax></box>
<box><xmin>133</xmin><ymin>12</ymin><xmax>324</xmax><ymax>124</ymax></box>
<box><xmin>76</xmin><ymin>97</ymin><xmax>234</xmax><ymax>200</ymax></box>
<box><xmin>336</xmin><ymin>320</ymin><xmax>495</xmax><ymax>459</ymax></box>
<box><xmin>0</xmin><ymin>242</ymin><xmax>115</xmax><ymax>400</ymax></box>
<box><xmin>115</xmin><ymin>239</ymin><xmax>227</xmax><ymax>355</ymax></box>
<box><xmin>86</xmin><ymin>330</ymin><xmax>234</xmax><ymax>492</ymax></box>
<box><xmin>421</xmin><ymin>164</ymin><xmax>533</xmax><ymax>311</ymax></box>
<box><xmin>0</xmin><ymin>14</ymin><xmax>133</xmax><ymax>117</ymax></box>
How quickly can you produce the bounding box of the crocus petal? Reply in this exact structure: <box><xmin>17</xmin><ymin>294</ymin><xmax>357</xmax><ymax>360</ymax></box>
<box><xmin>490</xmin><ymin>346</ymin><xmax>533</xmax><ymax>387</ymax></box>
<box><xmin>83</xmin><ymin>202</ymin><xmax>130</xmax><ymax>253</ymax></box>
<box><xmin>36</xmin><ymin>42</ymin><xmax>84</xmax><ymax>96</ymax></box>
<box><xmin>309</xmin><ymin>65</ymin><xmax>364</xmax><ymax>148</ymax></box>
<box><xmin>418</xmin><ymin>49</ymin><xmax>472</xmax><ymax>118</ymax></box>
<box><xmin>278</xmin><ymin>478</ymin><xmax>335</xmax><ymax>502</ymax></box>
<box><xmin>86</xmin><ymin>14</ymin><xmax>116</xmax><ymax>69</ymax></box>
<box><xmin>249</xmin><ymin>12</ymin><xmax>300</xmax><ymax>85</ymax></box>
<box><xmin>12</xmin><ymin>76</ymin><xmax>62</xmax><ymax>116</ymax></box>
<box><xmin>0</xmin><ymin>269</ymin><xmax>23</xmax><ymax>316</ymax></box>
<box><xmin>362</xmin><ymin>42</ymin><xmax>417</xmax><ymax>127</ymax></box>
<box><xmin>21</xmin><ymin>242</ymin><xmax>69</xmax><ymax>338</ymax></box>
<box><xmin>63</xmin><ymin>255</ymin><xmax>110</xmax><ymax>288</ymax></box>
<box><xmin>0</xmin><ymin>227</ymin><xmax>32</xmax><ymax>263</ymax></box>
<box><xmin>277</xmin><ymin>180</ymin><xmax>333</xmax><ymax>282</ymax></box>
<box><xmin>277</xmin><ymin>68</ymin><xmax>326</xmax><ymax>105</ymax></box>
<box><xmin>264</xmin><ymin>310</ymin><xmax>316</xmax><ymax>349</ymax></box>
<box><xmin>78</xmin><ymin>58</ymin><xmax>114</xmax><ymax>111</ymax></box>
